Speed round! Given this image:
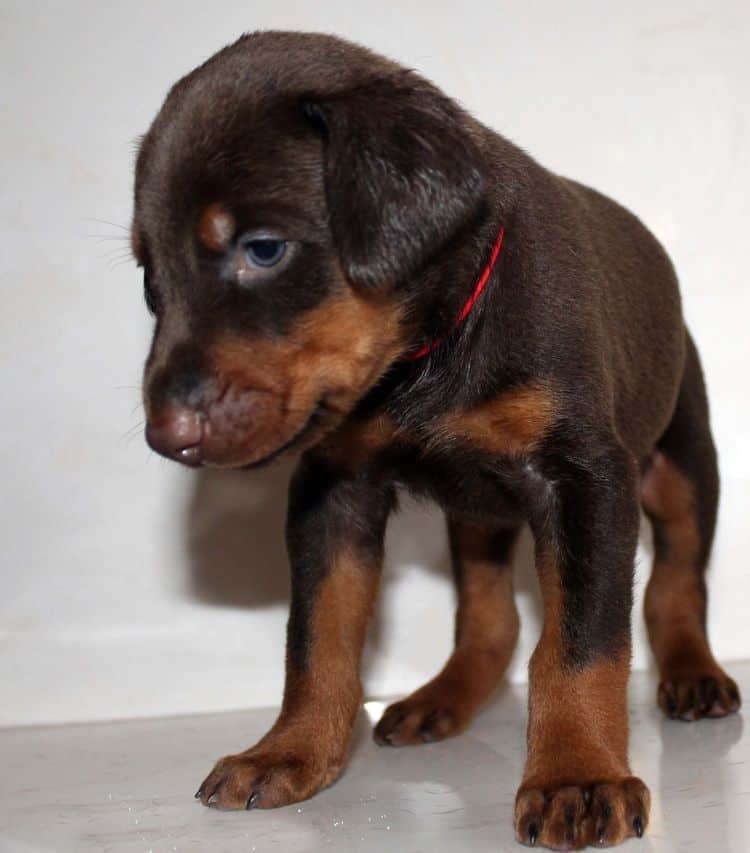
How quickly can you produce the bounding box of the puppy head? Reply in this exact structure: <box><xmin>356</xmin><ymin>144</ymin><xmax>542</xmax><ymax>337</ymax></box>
<box><xmin>132</xmin><ymin>31</ymin><xmax>485</xmax><ymax>468</ymax></box>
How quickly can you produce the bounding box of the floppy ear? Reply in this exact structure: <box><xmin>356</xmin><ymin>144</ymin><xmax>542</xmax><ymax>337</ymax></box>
<box><xmin>303</xmin><ymin>71</ymin><xmax>486</xmax><ymax>287</ymax></box>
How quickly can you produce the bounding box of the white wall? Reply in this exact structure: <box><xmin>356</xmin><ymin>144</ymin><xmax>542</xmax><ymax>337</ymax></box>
<box><xmin>1</xmin><ymin>0</ymin><xmax>749</xmax><ymax>727</ymax></box>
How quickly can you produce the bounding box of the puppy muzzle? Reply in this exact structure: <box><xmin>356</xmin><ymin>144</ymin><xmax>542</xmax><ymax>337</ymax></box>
<box><xmin>145</xmin><ymin>379</ymin><xmax>318</xmax><ymax>469</ymax></box>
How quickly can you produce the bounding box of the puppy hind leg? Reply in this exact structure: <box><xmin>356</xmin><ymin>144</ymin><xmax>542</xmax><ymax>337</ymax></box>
<box><xmin>642</xmin><ymin>334</ymin><xmax>740</xmax><ymax>720</ymax></box>
<box><xmin>374</xmin><ymin>518</ymin><xmax>520</xmax><ymax>747</ymax></box>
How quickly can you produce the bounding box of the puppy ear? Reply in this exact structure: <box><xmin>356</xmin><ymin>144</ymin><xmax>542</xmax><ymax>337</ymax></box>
<box><xmin>303</xmin><ymin>72</ymin><xmax>486</xmax><ymax>287</ymax></box>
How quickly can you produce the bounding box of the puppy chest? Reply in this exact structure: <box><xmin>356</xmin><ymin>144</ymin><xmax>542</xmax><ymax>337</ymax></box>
<box><xmin>392</xmin><ymin>449</ymin><xmax>525</xmax><ymax>524</ymax></box>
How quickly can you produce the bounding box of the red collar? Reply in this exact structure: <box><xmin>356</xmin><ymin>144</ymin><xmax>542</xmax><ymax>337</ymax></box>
<box><xmin>403</xmin><ymin>224</ymin><xmax>506</xmax><ymax>361</ymax></box>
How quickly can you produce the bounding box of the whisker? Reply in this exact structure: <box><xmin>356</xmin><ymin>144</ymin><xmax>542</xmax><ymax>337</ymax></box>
<box><xmin>83</xmin><ymin>217</ymin><xmax>129</xmax><ymax>231</ymax></box>
<box><xmin>108</xmin><ymin>256</ymin><xmax>136</xmax><ymax>268</ymax></box>
<box><xmin>103</xmin><ymin>244</ymin><xmax>133</xmax><ymax>258</ymax></box>
<box><xmin>108</xmin><ymin>256</ymin><xmax>137</xmax><ymax>271</ymax></box>
<box><xmin>100</xmin><ymin>247</ymin><xmax>135</xmax><ymax>265</ymax></box>
<box><xmin>87</xmin><ymin>234</ymin><xmax>131</xmax><ymax>244</ymax></box>
<box><xmin>121</xmin><ymin>420</ymin><xmax>145</xmax><ymax>443</ymax></box>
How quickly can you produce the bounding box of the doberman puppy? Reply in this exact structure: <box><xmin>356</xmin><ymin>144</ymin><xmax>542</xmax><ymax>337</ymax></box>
<box><xmin>132</xmin><ymin>31</ymin><xmax>740</xmax><ymax>850</ymax></box>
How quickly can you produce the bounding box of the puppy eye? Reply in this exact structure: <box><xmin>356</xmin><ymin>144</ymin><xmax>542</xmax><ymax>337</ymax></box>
<box><xmin>244</xmin><ymin>238</ymin><xmax>287</xmax><ymax>268</ymax></box>
<box><xmin>143</xmin><ymin>268</ymin><xmax>157</xmax><ymax>315</ymax></box>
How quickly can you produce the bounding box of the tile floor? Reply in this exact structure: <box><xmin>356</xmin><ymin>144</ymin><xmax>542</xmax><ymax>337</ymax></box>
<box><xmin>1</xmin><ymin>663</ymin><xmax>747</xmax><ymax>852</ymax></box>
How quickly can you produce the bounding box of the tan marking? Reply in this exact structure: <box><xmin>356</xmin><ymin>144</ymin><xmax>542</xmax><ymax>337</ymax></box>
<box><xmin>197</xmin><ymin>203</ymin><xmax>236</xmax><ymax>252</ymax></box>
<box><xmin>522</xmin><ymin>551</ymin><xmax>630</xmax><ymax>790</ymax></box>
<box><xmin>450</xmin><ymin>521</ymin><xmax>520</xmax><ymax>659</ymax></box>
<box><xmin>205</xmin><ymin>292</ymin><xmax>405</xmax><ymax>466</ymax></box>
<box><xmin>199</xmin><ymin>547</ymin><xmax>382</xmax><ymax>809</ymax></box>
<box><xmin>524</xmin><ymin>647</ymin><xmax>631</xmax><ymax>788</ymax></box>
<box><xmin>375</xmin><ymin>520</ymin><xmax>520</xmax><ymax>745</ymax></box>
<box><xmin>641</xmin><ymin>451</ymin><xmax>724</xmax><ymax>683</ymax></box>
<box><xmin>644</xmin><ymin>561</ymin><xmax>707</xmax><ymax>673</ymax></box>
<box><xmin>514</xmin><ymin>548</ymin><xmax>648</xmax><ymax>849</ymax></box>
<box><xmin>429</xmin><ymin>385</ymin><xmax>555</xmax><ymax>457</ymax></box>
<box><xmin>261</xmin><ymin>549</ymin><xmax>380</xmax><ymax>793</ymax></box>
<box><xmin>641</xmin><ymin>451</ymin><xmax>699</xmax><ymax>566</ymax></box>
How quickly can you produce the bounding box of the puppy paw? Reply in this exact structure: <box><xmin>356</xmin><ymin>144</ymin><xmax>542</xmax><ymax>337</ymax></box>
<box><xmin>373</xmin><ymin>697</ymin><xmax>466</xmax><ymax>746</ymax></box>
<box><xmin>658</xmin><ymin>670</ymin><xmax>741</xmax><ymax>721</ymax></box>
<box><xmin>514</xmin><ymin>776</ymin><xmax>649</xmax><ymax>849</ymax></box>
<box><xmin>195</xmin><ymin>746</ymin><xmax>341</xmax><ymax>810</ymax></box>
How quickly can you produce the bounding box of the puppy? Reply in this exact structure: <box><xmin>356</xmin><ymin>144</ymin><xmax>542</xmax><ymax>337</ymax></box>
<box><xmin>132</xmin><ymin>31</ymin><xmax>741</xmax><ymax>850</ymax></box>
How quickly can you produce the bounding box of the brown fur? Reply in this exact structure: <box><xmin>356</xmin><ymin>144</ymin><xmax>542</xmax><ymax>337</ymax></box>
<box><xmin>133</xmin><ymin>31</ymin><xmax>738</xmax><ymax>849</ymax></box>
<box><xmin>202</xmin><ymin>292</ymin><xmax>405</xmax><ymax>466</ymax></box>
<box><xmin>197</xmin><ymin>203</ymin><xmax>236</xmax><ymax>252</ymax></box>
<box><xmin>642</xmin><ymin>451</ymin><xmax>740</xmax><ymax>719</ymax></box>
<box><xmin>429</xmin><ymin>385</ymin><xmax>555</xmax><ymax>457</ymax></box>
<box><xmin>196</xmin><ymin>547</ymin><xmax>381</xmax><ymax>809</ymax></box>
<box><xmin>375</xmin><ymin>520</ymin><xmax>520</xmax><ymax>745</ymax></box>
<box><xmin>317</xmin><ymin>413</ymin><xmax>400</xmax><ymax>471</ymax></box>
<box><xmin>515</xmin><ymin>553</ymin><xmax>648</xmax><ymax>849</ymax></box>
<box><xmin>317</xmin><ymin>386</ymin><xmax>554</xmax><ymax>471</ymax></box>
<box><xmin>210</xmin><ymin>293</ymin><xmax>405</xmax><ymax>405</ymax></box>
<box><xmin>525</xmin><ymin>552</ymin><xmax>630</xmax><ymax>783</ymax></box>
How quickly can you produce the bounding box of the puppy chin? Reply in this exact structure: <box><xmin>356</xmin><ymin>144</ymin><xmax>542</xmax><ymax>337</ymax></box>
<box><xmin>201</xmin><ymin>399</ymin><xmax>334</xmax><ymax>470</ymax></box>
<box><xmin>197</xmin><ymin>419</ymin><xmax>302</xmax><ymax>469</ymax></box>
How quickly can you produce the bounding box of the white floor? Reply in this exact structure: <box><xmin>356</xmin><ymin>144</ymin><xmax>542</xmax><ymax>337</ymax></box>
<box><xmin>1</xmin><ymin>664</ymin><xmax>748</xmax><ymax>853</ymax></box>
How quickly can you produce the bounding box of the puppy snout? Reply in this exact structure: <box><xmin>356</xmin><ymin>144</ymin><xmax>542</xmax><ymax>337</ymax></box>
<box><xmin>146</xmin><ymin>408</ymin><xmax>204</xmax><ymax>466</ymax></box>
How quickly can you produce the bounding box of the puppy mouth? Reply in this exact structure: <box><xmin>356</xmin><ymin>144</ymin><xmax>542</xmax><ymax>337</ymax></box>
<box><xmin>145</xmin><ymin>386</ymin><xmax>342</xmax><ymax>470</ymax></box>
<box><xmin>239</xmin><ymin>397</ymin><xmax>333</xmax><ymax>470</ymax></box>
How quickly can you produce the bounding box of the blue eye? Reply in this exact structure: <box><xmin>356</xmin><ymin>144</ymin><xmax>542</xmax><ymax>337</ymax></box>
<box><xmin>245</xmin><ymin>238</ymin><xmax>287</xmax><ymax>268</ymax></box>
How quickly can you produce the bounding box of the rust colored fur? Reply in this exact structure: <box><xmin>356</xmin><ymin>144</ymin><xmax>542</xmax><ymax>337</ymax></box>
<box><xmin>642</xmin><ymin>452</ymin><xmax>740</xmax><ymax>720</ymax></box>
<box><xmin>317</xmin><ymin>413</ymin><xmax>399</xmax><ymax>471</ymax></box>
<box><xmin>195</xmin><ymin>292</ymin><xmax>405</xmax><ymax>466</ymax></box>
<box><xmin>515</xmin><ymin>553</ymin><xmax>646</xmax><ymax>848</ymax></box>
<box><xmin>197</xmin><ymin>547</ymin><xmax>381</xmax><ymax>809</ymax></box>
<box><xmin>197</xmin><ymin>203</ymin><xmax>236</xmax><ymax>252</ymax></box>
<box><xmin>375</xmin><ymin>519</ymin><xmax>520</xmax><ymax>745</ymax></box>
<box><xmin>133</xmin><ymin>31</ymin><xmax>739</xmax><ymax>851</ymax></box>
<box><xmin>430</xmin><ymin>385</ymin><xmax>555</xmax><ymax>457</ymax></box>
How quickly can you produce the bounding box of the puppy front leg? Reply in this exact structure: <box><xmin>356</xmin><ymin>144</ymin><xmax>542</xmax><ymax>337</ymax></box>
<box><xmin>514</xmin><ymin>441</ymin><xmax>650</xmax><ymax>850</ymax></box>
<box><xmin>197</xmin><ymin>455</ymin><xmax>393</xmax><ymax>810</ymax></box>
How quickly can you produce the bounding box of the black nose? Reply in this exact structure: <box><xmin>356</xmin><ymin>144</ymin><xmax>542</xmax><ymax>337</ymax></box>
<box><xmin>146</xmin><ymin>408</ymin><xmax>204</xmax><ymax>466</ymax></box>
